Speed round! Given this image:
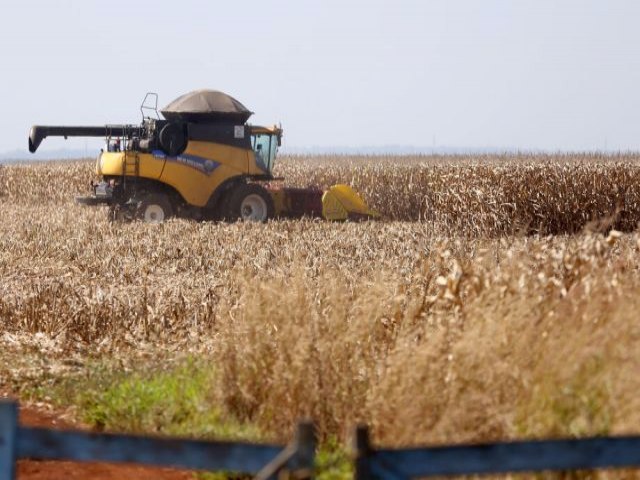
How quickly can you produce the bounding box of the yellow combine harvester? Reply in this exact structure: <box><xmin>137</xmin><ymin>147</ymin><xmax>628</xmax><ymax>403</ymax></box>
<box><xmin>28</xmin><ymin>90</ymin><xmax>377</xmax><ymax>223</ymax></box>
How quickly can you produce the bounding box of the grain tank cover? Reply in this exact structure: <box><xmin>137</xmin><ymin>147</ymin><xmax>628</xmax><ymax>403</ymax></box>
<box><xmin>161</xmin><ymin>89</ymin><xmax>253</xmax><ymax>124</ymax></box>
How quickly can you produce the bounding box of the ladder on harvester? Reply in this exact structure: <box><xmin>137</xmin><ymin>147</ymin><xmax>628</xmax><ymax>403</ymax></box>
<box><xmin>118</xmin><ymin>123</ymin><xmax>139</xmax><ymax>189</ymax></box>
<box><xmin>123</xmin><ymin>153</ymin><xmax>139</xmax><ymax>178</ymax></box>
<box><xmin>121</xmin><ymin>152</ymin><xmax>140</xmax><ymax>197</ymax></box>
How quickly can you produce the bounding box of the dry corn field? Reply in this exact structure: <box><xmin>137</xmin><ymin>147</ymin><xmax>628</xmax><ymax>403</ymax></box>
<box><xmin>2</xmin><ymin>155</ymin><xmax>640</xmax><ymax>465</ymax></box>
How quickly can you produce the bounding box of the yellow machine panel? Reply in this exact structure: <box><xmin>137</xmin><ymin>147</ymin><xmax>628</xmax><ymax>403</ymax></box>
<box><xmin>157</xmin><ymin>141</ymin><xmax>256</xmax><ymax>207</ymax></box>
<box><xmin>98</xmin><ymin>151</ymin><xmax>165</xmax><ymax>179</ymax></box>
<box><xmin>322</xmin><ymin>185</ymin><xmax>379</xmax><ymax>221</ymax></box>
<box><xmin>97</xmin><ymin>141</ymin><xmax>267</xmax><ymax>208</ymax></box>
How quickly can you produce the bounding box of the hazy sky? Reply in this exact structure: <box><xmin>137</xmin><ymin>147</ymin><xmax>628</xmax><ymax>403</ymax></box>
<box><xmin>1</xmin><ymin>0</ymin><xmax>639</xmax><ymax>153</ymax></box>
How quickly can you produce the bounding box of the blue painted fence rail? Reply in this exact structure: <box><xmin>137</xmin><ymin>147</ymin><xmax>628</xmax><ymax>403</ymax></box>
<box><xmin>354</xmin><ymin>425</ymin><xmax>640</xmax><ymax>479</ymax></box>
<box><xmin>0</xmin><ymin>401</ymin><xmax>315</xmax><ymax>480</ymax></box>
<box><xmin>3</xmin><ymin>401</ymin><xmax>640</xmax><ymax>479</ymax></box>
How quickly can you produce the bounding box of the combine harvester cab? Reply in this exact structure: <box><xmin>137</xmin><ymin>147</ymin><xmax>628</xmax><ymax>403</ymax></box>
<box><xmin>28</xmin><ymin>89</ymin><xmax>377</xmax><ymax>223</ymax></box>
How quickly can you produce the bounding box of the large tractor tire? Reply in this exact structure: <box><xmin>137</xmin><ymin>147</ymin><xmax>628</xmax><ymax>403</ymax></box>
<box><xmin>226</xmin><ymin>184</ymin><xmax>274</xmax><ymax>222</ymax></box>
<box><xmin>135</xmin><ymin>192</ymin><xmax>173</xmax><ymax>223</ymax></box>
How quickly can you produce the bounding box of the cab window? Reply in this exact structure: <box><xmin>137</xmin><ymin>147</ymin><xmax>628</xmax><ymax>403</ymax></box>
<box><xmin>251</xmin><ymin>134</ymin><xmax>278</xmax><ymax>172</ymax></box>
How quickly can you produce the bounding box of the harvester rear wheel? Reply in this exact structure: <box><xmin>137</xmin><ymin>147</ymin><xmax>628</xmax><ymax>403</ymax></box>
<box><xmin>136</xmin><ymin>193</ymin><xmax>173</xmax><ymax>223</ymax></box>
<box><xmin>227</xmin><ymin>184</ymin><xmax>274</xmax><ymax>222</ymax></box>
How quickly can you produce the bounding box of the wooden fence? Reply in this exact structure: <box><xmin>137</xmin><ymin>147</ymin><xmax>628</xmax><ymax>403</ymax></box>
<box><xmin>354</xmin><ymin>425</ymin><xmax>640</xmax><ymax>479</ymax></box>
<box><xmin>2</xmin><ymin>400</ymin><xmax>640</xmax><ymax>479</ymax></box>
<box><xmin>0</xmin><ymin>401</ymin><xmax>315</xmax><ymax>480</ymax></box>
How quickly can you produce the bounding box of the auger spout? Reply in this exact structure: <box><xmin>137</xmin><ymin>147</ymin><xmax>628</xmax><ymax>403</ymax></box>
<box><xmin>28</xmin><ymin>125</ymin><xmax>137</xmax><ymax>153</ymax></box>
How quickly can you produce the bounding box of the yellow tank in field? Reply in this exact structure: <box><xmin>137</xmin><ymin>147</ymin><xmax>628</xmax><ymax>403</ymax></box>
<box><xmin>96</xmin><ymin>125</ymin><xmax>280</xmax><ymax>209</ymax></box>
<box><xmin>29</xmin><ymin>90</ymin><xmax>377</xmax><ymax>223</ymax></box>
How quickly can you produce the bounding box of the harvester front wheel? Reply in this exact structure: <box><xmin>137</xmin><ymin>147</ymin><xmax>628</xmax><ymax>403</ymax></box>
<box><xmin>227</xmin><ymin>184</ymin><xmax>274</xmax><ymax>222</ymax></box>
<box><xmin>136</xmin><ymin>193</ymin><xmax>173</xmax><ymax>223</ymax></box>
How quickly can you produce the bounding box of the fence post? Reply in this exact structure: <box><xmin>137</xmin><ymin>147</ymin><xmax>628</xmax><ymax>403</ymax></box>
<box><xmin>354</xmin><ymin>425</ymin><xmax>372</xmax><ymax>480</ymax></box>
<box><xmin>288</xmin><ymin>421</ymin><xmax>316</xmax><ymax>478</ymax></box>
<box><xmin>255</xmin><ymin>421</ymin><xmax>316</xmax><ymax>480</ymax></box>
<box><xmin>0</xmin><ymin>401</ymin><xmax>18</xmax><ymax>480</ymax></box>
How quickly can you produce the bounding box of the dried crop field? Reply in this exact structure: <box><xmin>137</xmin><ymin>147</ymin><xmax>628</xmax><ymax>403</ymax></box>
<box><xmin>1</xmin><ymin>155</ymin><xmax>640</xmax><ymax>462</ymax></box>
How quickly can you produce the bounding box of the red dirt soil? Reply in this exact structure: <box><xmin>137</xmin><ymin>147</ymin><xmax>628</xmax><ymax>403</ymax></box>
<box><xmin>9</xmin><ymin>398</ymin><xmax>193</xmax><ymax>480</ymax></box>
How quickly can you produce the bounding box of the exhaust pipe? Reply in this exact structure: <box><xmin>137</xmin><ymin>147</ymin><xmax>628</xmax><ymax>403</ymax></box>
<box><xmin>28</xmin><ymin>125</ymin><xmax>138</xmax><ymax>153</ymax></box>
